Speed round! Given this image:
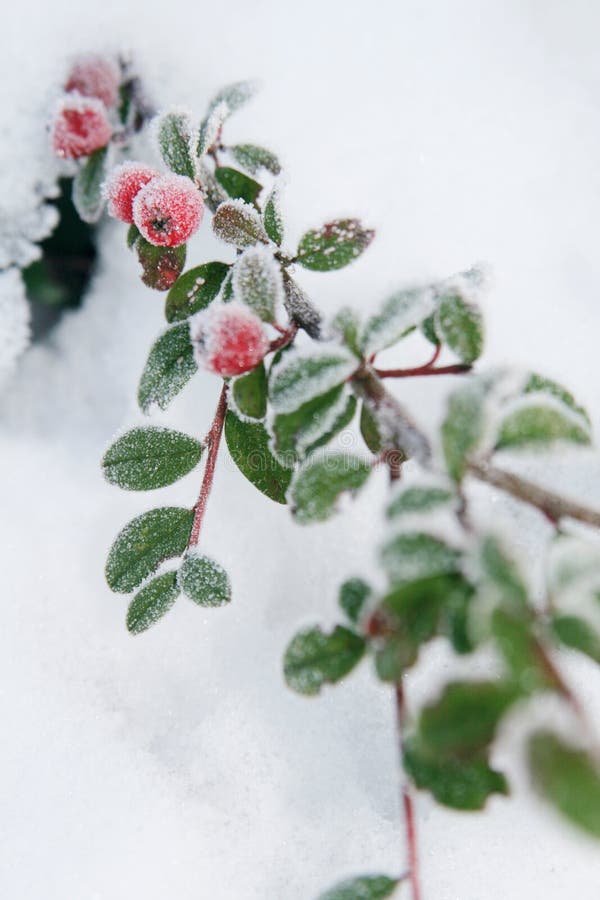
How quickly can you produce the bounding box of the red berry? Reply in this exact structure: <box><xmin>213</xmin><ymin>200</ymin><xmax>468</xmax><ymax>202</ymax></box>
<box><xmin>65</xmin><ymin>56</ymin><xmax>120</xmax><ymax>109</ymax></box>
<box><xmin>52</xmin><ymin>95</ymin><xmax>112</xmax><ymax>160</ymax></box>
<box><xmin>104</xmin><ymin>162</ymin><xmax>160</xmax><ymax>223</ymax></box>
<box><xmin>190</xmin><ymin>302</ymin><xmax>270</xmax><ymax>377</ymax></box>
<box><xmin>132</xmin><ymin>174</ymin><xmax>204</xmax><ymax>248</ymax></box>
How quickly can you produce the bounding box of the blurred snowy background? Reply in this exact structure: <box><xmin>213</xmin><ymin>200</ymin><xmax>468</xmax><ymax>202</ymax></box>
<box><xmin>2</xmin><ymin>0</ymin><xmax>600</xmax><ymax>897</ymax></box>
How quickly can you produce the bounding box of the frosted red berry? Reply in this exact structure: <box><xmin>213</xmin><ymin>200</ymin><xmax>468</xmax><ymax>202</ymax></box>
<box><xmin>190</xmin><ymin>302</ymin><xmax>270</xmax><ymax>377</ymax></box>
<box><xmin>52</xmin><ymin>95</ymin><xmax>112</xmax><ymax>160</ymax></box>
<box><xmin>104</xmin><ymin>162</ymin><xmax>160</xmax><ymax>223</ymax></box>
<box><xmin>132</xmin><ymin>174</ymin><xmax>204</xmax><ymax>248</ymax></box>
<box><xmin>65</xmin><ymin>56</ymin><xmax>120</xmax><ymax>109</ymax></box>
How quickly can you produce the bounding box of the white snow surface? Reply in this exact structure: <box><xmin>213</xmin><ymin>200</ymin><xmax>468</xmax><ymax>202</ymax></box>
<box><xmin>3</xmin><ymin>1</ymin><xmax>600</xmax><ymax>898</ymax></box>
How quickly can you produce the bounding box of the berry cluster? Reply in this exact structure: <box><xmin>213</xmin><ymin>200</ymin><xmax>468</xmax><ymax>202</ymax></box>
<box><xmin>52</xmin><ymin>56</ymin><xmax>121</xmax><ymax>160</ymax></box>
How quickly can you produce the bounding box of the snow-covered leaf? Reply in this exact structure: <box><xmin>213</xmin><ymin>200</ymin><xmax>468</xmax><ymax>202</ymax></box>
<box><xmin>435</xmin><ymin>293</ymin><xmax>484</xmax><ymax>364</ymax></box>
<box><xmin>289</xmin><ymin>452</ymin><xmax>372</xmax><ymax>524</ymax></box>
<box><xmin>552</xmin><ymin>615</ymin><xmax>600</xmax><ymax>664</ymax></box>
<box><xmin>135</xmin><ymin>237</ymin><xmax>187</xmax><ymax>292</ymax></box>
<box><xmin>386</xmin><ymin>484</ymin><xmax>454</xmax><ymax>519</ymax></box>
<box><xmin>479</xmin><ymin>534</ymin><xmax>528</xmax><ymax>612</ymax></box>
<box><xmin>215</xmin><ymin>167</ymin><xmax>262</xmax><ymax>205</ymax></box>
<box><xmin>494</xmin><ymin>399</ymin><xmax>591</xmax><ymax>451</ymax></box>
<box><xmin>232</xmin><ymin>246</ymin><xmax>283</xmax><ymax>322</ymax></box>
<box><xmin>317</xmin><ymin>874</ymin><xmax>400</xmax><ymax>900</ymax></box>
<box><xmin>282</xmin><ymin>272</ymin><xmax>321</xmax><ymax>337</ymax></box>
<box><xmin>284</xmin><ymin>625</ymin><xmax>366</xmax><ymax>695</ymax></box>
<box><xmin>102</xmin><ymin>426</ymin><xmax>203</xmax><ymax>490</ymax></box>
<box><xmin>263</xmin><ymin>185</ymin><xmax>284</xmax><ymax>245</ymax></box>
<box><xmin>269</xmin><ymin>347</ymin><xmax>358</xmax><ymax>413</ymax></box>
<box><xmin>105</xmin><ymin>507</ymin><xmax>193</xmax><ymax>593</ymax></box>
<box><xmin>359</xmin><ymin>402</ymin><xmax>383</xmax><ymax>454</ymax></box>
<box><xmin>231</xmin><ymin>144</ymin><xmax>281</xmax><ymax>175</ymax></box>
<box><xmin>197</xmin><ymin>101</ymin><xmax>227</xmax><ymax>157</ymax></box>
<box><xmin>212</xmin><ymin>200</ymin><xmax>268</xmax><ymax>247</ymax></box>
<box><xmin>523</xmin><ymin>372</ymin><xmax>590</xmax><ymax>425</ymax></box>
<box><xmin>156</xmin><ymin>111</ymin><xmax>196</xmax><ymax>179</ymax></box>
<box><xmin>207</xmin><ymin>80</ymin><xmax>257</xmax><ymax>117</ymax></box>
<box><xmin>442</xmin><ymin>375</ymin><xmax>494</xmax><ymax>481</ymax></box>
<box><xmin>138</xmin><ymin>323</ymin><xmax>197</xmax><ymax>414</ymax></box>
<box><xmin>126</xmin><ymin>571</ymin><xmax>179</xmax><ymax>634</ymax></box>
<box><xmin>339</xmin><ymin>578</ymin><xmax>372</xmax><ymax>625</ymax></box>
<box><xmin>232</xmin><ymin>362</ymin><xmax>267</xmax><ymax>420</ymax></box>
<box><xmin>380</xmin><ymin>532</ymin><xmax>460</xmax><ymax>586</ymax></box>
<box><xmin>224</xmin><ymin>410</ymin><xmax>292</xmax><ymax>503</ymax></box>
<box><xmin>165</xmin><ymin>262</ymin><xmax>229</xmax><ymax>323</ymax></box>
<box><xmin>297</xmin><ymin>219</ymin><xmax>374</xmax><ymax>271</ymax></box>
<box><xmin>73</xmin><ymin>146</ymin><xmax>109</xmax><ymax>223</ymax></box>
<box><xmin>178</xmin><ymin>554</ymin><xmax>231</xmax><ymax>607</ymax></box>
<box><xmin>360</xmin><ymin>286</ymin><xmax>436</xmax><ymax>357</ymax></box>
<box><xmin>271</xmin><ymin>386</ymin><xmax>356</xmax><ymax>463</ymax></box>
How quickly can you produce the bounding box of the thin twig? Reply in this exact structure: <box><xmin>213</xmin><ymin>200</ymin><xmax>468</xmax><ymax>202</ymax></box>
<box><xmin>395</xmin><ymin>682</ymin><xmax>422</xmax><ymax>900</ymax></box>
<box><xmin>188</xmin><ymin>382</ymin><xmax>228</xmax><ymax>548</ymax></box>
<box><xmin>375</xmin><ymin>363</ymin><xmax>471</xmax><ymax>379</ymax></box>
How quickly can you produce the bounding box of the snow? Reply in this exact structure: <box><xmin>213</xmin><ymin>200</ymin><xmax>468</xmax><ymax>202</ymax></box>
<box><xmin>3</xmin><ymin>1</ymin><xmax>600</xmax><ymax>899</ymax></box>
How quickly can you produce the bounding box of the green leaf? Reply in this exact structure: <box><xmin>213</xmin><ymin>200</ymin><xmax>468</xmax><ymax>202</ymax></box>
<box><xmin>212</xmin><ymin>200</ymin><xmax>268</xmax><ymax>248</ymax></box>
<box><xmin>403</xmin><ymin>735</ymin><xmax>508</xmax><ymax>811</ymax></box>
<box><xmin>207</xmin><ymin>80</ymin><xmax>257</xmax><ymax>117</ymax></box>
<box><xmin>360</xmin><ymin>287</ymin><xmax>436</xmax><ymax>358</ymax></box>
<box><xmin>418</xmin><ymin>681</ymin><xmax>518</xmax><ymax>756</ymax></box>
<box><xmin>138</xmin><ymin>323</ymin><xmax>197</xmax><ymax>414</ymax></box>
<box><xmin>135</xmin><ymin>237</ymin><xmax>187</xmax><ymax>292</ymax></box>
<box><xmin>269</xmin><ymin>348</ymin><xmax>358</xmax><ymax>414</ymax></box>
<box><xmin>127</xmin><ymin>223</ymin><xmax>140</xmax><ymax>248</ymax></box>
<box><xmin>360</xmin><ymin>403</ymin><xmax>383</xmax><ymax>454</ymax></box>
<box><xmin>435</xmin><ymin>293</ymin><xmax>484</xmax><ymax>364</ymax></box>
<box><xmin>552</xmin><ymin>615</ymin><xmax>600</xmax><ymax>664</ymax></box>
<box><xmin>224</xmin><ymin>410</ymin><xmax>292</xmax><ymax>503</ymax></box>
<box><xmin>232</xmin><ymin>246</ymin><xmax>283</xmax><ymax>321</ymax></box>
<box><xmin>382</xmin><ymin>572</ymin><xmax>472</xmax><ymax>649</ymax></box>
<box><xmin>331</xmin><ymin>307</ymin><xmax>362</xmax><ymax>358</ymax></box>
<box><xmin>282</xmin><ymin>272</ymin><xmax>321</xmax><ymax>337</ymax></box>
<box><xmin>231</xmin><ymin>144</ymin><xmax>281</xmax><ymax>175</ymax></box>
<box><xmin>126</xmin><ymin>571</ymin><xmax>179</xmax><ymax>634</ymax></box>
<box><xmin>270</xmin><ymin>385</ymin><xmax>356</xmax><ymax>463</ymax></box>
<box><xmin>480</xmin><ymin>535</ymin><xmax>528</xmax><ymax>611</ymax></box>
<box><xmin>165</xmin><ymin>262</ymin><xmax>229</xmax><ymax>323</ymax></box>
<box><xmin>289</xmin><ymin>453</ymin><xmax>372</xmax><ymax>524</ymax></box>
<box><xmin>491</xmin><ymin>609</ymin><xmax>552</xmax><ymax>694</ymax></box>
<box><xmin>421</xmin><ymin>314</ymin><xmax>440</xmax><ymax>346</ymax></box>
<box><xmin>178</xmin><ymin>554</ymin><xmax>231</xmax><ymax>607</ymax></box>
<box><xmin>215</xmin><ymin>166</ymin><xmax>262</xmax><ymax>205</ymax></box>
<box><xmin>529</xmin><ymin>731</ymin><xmax>600</xmax><ymax>838</ymax></box>
<box><xmin>263</xmin><ymin>186</ymin><xmax>284</xmax><ymax>245</ymax></box>
<box><xmin>494</xmin><ymin>401</ymin><xmax>591</xmax><ymax>451</ymax></box>
<box><xmin>442</xmin><ymin>375</ymin><xmax>494</xmax><ymax>481</ymax></box>
<box><xmin>318</xmin><ymin>875</ymin><xmax>400</xmax><ymax>900</ymax></box>
<box><xmin>386</xmin><ymin>485</ymin><xmax>454</xmax><ymax>519</ymax></box>
<box><xmin>197</xmin><ymin>161</ymin><xmax>229</xmax><ymax>213</ymax></box>
<box><xmin>72</xmin><ymin>146</ymin><xmax>108</xmax><ymax>223</ymax></box>
<box><xmin>106</xmin><ymin>507</ymin><xmax>193</xmax><ymax>594</ymax></box>
<box><xmin>339</xmin><ymin>578</ymin><xmax>371</xmax><ymax>624</ymax></box>
<box><xmin>232</xmin><ymin>362</ymin><xmax>268</xmax><ymax>420</ymax></box>
<box><xmin>284</xmin><ymin>625</ymin><xmax>366</xmax><ymax>695</ymax></box>
<box><xmin>102</xmin><ymin>426</ymin><xmax>202</xmax><ymax>491</ymax></box>
<box><xmin>524</xmin><ymin>373</ymin><xmax>590</xmax><ymax>425</ymax></box>
<box><xmin>380</xmin><ymin>532</ymin><xmax>460</xmax><ymax>587</ymax></box>
<box><xmin>197</xmin><ymin>103</ymin><xmax>227</xmax><ymax>157</ymax></box>
<box><xmin>156</xmin><ymin>111</ymin><xmax>195</xmax><ymax>179</ymax></box>
<box><xmin>297</xmin><ymin>219</ymin><xmax>374</xmax><ymax>272</ymax></box>
<box><xmin>374</xmin><ymin>636</ymin><xmax>418</xmax><ymax>682</ymax></box>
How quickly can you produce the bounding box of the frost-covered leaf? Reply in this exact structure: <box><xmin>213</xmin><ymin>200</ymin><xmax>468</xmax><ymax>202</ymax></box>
<box><xmin>380</xmin><ymin>532</ymin><xmax>461</xmax><ymax>586</ymax></box>
<box><xmin>73</xmin><ymin>146</ymin><xmax>108</xmax><ymax>224</ymax></box>
<box><xmin>207</xmin><ymin>80</ymin><xmax>257</xmax><ymax>117</ymax></box>
<box><xmin>360</xmin><ymin>403</ymin><xmax>383</xmax><ymax>454</ymax></box>
<box><xmin>135</xmin><ymin>237</ymin><xmax>187</xmax><ymax>292</ymax></box>
<box><xmin>231</xmin><ymin>144</ymin><xmax>281</xmax><ymax>175</ymax></box>
<box><xmin>156</xmin><ymin>111</ymin><xmax>195</xmax><ymax>179</ymax></box>
<box><xmin>289</xmin><ymin>453</ymin><xmax>372</xmax><ymax>524</ymax></box>
<box><xmin>102</xmin><ymin>426</ymin><xmax>203</xmax><ymax>491</ymax></box>
<box><xmin>480</xmin><ymin>534</ymin><xmax>528</xmax><ymax>611</ymax></box>
<box><xmin>442</xmin><ymin>375</ymin><xmax>494</xmax><ymax>481</ymax></box>
<box><xmin>360</xmin><ymin>287</ymin><xmax>436</xmax><ymax>358</ymax></box>
<box><xmin>232</xmin><ymin>362</ymin><xmax>267</xmax><ymax>420</ymax></box>
<box><xmin>284</xmin><ymin>625</ymin><xmax>366</xmax><ymax>695</ymax></box>
<box><xmin>421</xmin><ymin>314</ymin><xmax>440</xmax><ymax>346</ymax></box>
<box><xmin>494</xmin><ymin>400</ymin><xmax>591</xmax><ymax>452</ymax></box>
<box><xmin>197</xmin><ymin>101</ymin><xmax>227</xmax><ymax>157</ymax></box>
<box><xmin>197</xmin><ymin>160</ymin><xmax>229</xmax><ymax>213</ymax></box>
<box><xmin>529</xmin><ymin>731</ymin><xmax>600</xmax><ymax>838</ymax></box>
<box><xmin>178</xmin><ymin>554</ymin><xmax>231</xmax><ymax>607</ymax></box>
<box><xmin>126</xmin><ymin>571</ymin><xmax>179</xmax><ymax>634</ymax></box>
<box><xmin>331</xmin><ymin>307</ymin><xmax>362</xmax><ymax>358</ymax></box>
<box><xmin>270</xmin><ymin>385</ymin><xmax>356</xmax><ymax>462</ymax></box>
<box><xmin>339</xmin><ymin>578</ymin><xmax>372</xmax><ymax>624</ymax></box>
<box><xmin>297</xmin><ymin>219</ymin><xmax>374</xmax><ymax>271</ymax></box>
<box><xmin>523</xmin><ymin>373</ymin><xmax>590</xmax><ymax>425</ymax></box>
<box><xmin>282</xmin><ymin>272</ymin><xmax>321</xmax><ymax>337</ymax></box>
<box><xmin>552</xmin><ymin>615</ymin><xmax>600</xmax><ymax>664</ymax></box>
<box><xmin>491</xmin><ymin>609</ymin><xmax>551</xmax><ymax>693</ymax></box>
<box><xmin>224</xmin><ymin>410</ymin><xmax>292</xmax><ymax>503</ymax></box>
<box><xmin>269</xmin><ymin>347</ymin><xmax>358</xmax><ymax>414</ymax></box>
<box><xmin>212</xmin><ymin>200</ymin><xmax>268</xmax><ymax>247</ymax></box>
<box><xmin>215</xmin><ymin>167</ymin><xmax>262</xmax><ymax>205</ymax></box>
<box><xmin>232</xmin><ymin>246</ymin><xmax>283</xmax><ymax>321</ymax></box>
<box><xmin>263</xmin><ymin>186</ymin><xmax>284</xmax><ymax>245</ymax></box>
<box><xmin>106</xmin><ymin>507</ymin><xmax>193</xmax><ymax>593</ymax></box>
<box><xmin>403</xmin><ymin>735</ymin><xmax>508</xmax><ymax>811</ymax></box>
<box><xmin>317</xmin><ymin>874</ymin><xmax>400</xmax><ymax>900</ymax></box>
<box><xmin>435</xmin><ymin>293</ymin><xmax>483</xmax><ymax>364</ymax></box>
<box><xmin>138</xmin><ymin>323</ymin><xmax>197</xmax><ymax>414</ymax></box>
<box><xmin>418</xmin><ymin>681</ymin><xmax>518</xmax><ymax>756</ymax></box>
<box><xmin>386</xmin><ymin>484</ymin><xmax>454</xmax><ymax>519</ymax></box>
<box><xmin>165</xmin><ymin>262</ymin><xmax>229</xmax><ymax>323</ymax></box>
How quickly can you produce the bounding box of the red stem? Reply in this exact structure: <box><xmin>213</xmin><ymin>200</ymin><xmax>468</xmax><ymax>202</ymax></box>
<box><xmin>375</xmin><ymin>362</ymin><xmax>471</xmax><ymax>379</ymax></box>
<box><xmin>395</xmin><ymin>681</ymin><xmax>422</xmax><ymax>900</ymax></box>
<box><xmin>188</xmin><ymin>382</ymin><xmax>228</xmax><ymax>548</ymax></box>
<box><xmin>268</xmin><ymin>322</ymin><xmax>299</xmax><ymax>354</ymax></box>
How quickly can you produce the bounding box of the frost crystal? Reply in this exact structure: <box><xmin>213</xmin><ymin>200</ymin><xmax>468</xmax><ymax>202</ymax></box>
<box><xmin>232</xmin><ymin>245</ymin><xmax>284</xmax><ymax>322</ymax></box>
<box><xmin>0</xmin><ymin>269</ymin><xmax>30</xmax><ymax>386</ymax></box>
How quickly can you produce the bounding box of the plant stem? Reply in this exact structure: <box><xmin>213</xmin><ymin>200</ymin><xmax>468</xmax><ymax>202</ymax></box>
<box><xmin>268</xmin><ymin>321</ymin><xmax>298</xmax><ymax>354</ymax></box>
<box><xmin>467</xmin><ymin>458</ymin><xmax>600</xmax><ymax>529</ymax></box>
<box><xmin>188</xmin><ymin>382</ymin><xmax>228</xmax><ymax>548</ymax></box>
<box><xmin>375</xmin><ymin>363</ymin><xmax>471</xmax><ymax>379</ymax></box>
<box><xmin>395</xmin><ymin>681</ymin><xmax>422</xmax><ymax>900</ymax></box>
